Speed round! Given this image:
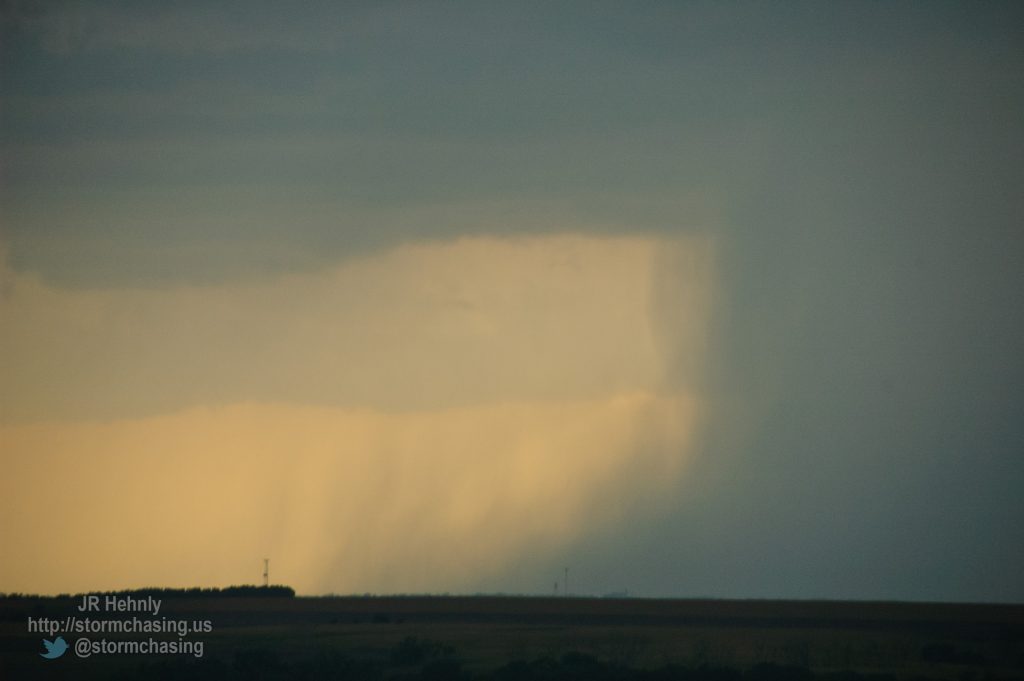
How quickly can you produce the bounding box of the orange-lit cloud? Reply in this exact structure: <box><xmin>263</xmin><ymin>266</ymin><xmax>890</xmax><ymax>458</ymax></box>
<box><xmin>0</xmin><ymin>234</ymin><xmax>713</xmax><ymax>594</ymax></box>
<box><xmin>0</xmin><ymin>394</ymin><xmax>697</xmax><ymax>594</ymax></box>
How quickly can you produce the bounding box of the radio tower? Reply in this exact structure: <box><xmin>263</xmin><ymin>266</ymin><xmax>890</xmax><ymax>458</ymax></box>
<box><xmin>263</xmin><ymin>558</ymin><xmax>269</xmax><ymax>588</ymax></box>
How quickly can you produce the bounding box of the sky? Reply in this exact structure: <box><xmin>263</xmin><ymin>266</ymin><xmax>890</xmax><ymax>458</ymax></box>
<box><xmin>1</xmin><ymin>2</ymin><xmax>1022</xmax><ymax>601</ymax></box>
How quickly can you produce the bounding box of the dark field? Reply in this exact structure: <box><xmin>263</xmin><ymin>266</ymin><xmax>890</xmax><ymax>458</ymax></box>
<box><xmin>2</xmin><ymin>594</ymin><xmax>1023</xmax><ymax>680</ymax></box>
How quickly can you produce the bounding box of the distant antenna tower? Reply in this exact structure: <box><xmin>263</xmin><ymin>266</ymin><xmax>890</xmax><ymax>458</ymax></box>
<box><xmin>554</xmin><ymin>581</ymin><xmax>559</xmax><ymax>596</ymax></box>
<box><xmin>564</xmin><ymin>567</ymin><xmax>569</xmax><ymax>597</ymax></box>
<box><xmin>263</xmin><ymin>558</ymin><xmax>269</xmax><ymax>588</ymax></box>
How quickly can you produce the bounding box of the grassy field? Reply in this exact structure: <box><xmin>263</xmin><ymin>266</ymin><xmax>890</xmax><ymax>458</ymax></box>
<box><xmin>2</xmin><ymin>594</ymin><xmax>1022</xmax><ymax>679</ymax></box>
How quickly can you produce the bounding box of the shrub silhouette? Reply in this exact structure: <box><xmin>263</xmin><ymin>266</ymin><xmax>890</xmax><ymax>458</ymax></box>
<box><xmin>421</xmin><ymin>657</ymin><xmax>466</xmax><ymax>680</ymax></box>
<box><xmin>392</xmin><ymin>636</ymin><xmax>456</xmax><ymax>666</ymax></box>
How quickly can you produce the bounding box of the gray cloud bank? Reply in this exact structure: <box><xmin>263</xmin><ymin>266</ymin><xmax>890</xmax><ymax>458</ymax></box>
<box><xmin>2</xmin><ymin>2</ymin><xmax>1022</xmax><ymax>601</ymax></box>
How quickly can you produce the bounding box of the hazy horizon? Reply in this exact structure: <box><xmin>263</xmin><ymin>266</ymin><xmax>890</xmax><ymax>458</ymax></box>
<box><xmin>2</xmin><ymin>2</ymin><xmax>1022</xmax><ymax>603</ymax></box>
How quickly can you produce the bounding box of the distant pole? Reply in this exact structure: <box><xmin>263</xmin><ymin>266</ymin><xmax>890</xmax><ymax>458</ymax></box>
<box><xmin>564</xmin><ymin>567</ymin><xmax>569</xmax><ymax>597</ymax></box>
<box><xmin>263</xmin><ymin>558</ymin><xmax>269</xmax><ymax>588</ymax></box>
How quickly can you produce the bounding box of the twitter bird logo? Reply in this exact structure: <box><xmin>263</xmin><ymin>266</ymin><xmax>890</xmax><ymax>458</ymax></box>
<box><xmin>40</xmin><ymin>636</ymin><xmax>68</xmax><ymax>659</ymax></box>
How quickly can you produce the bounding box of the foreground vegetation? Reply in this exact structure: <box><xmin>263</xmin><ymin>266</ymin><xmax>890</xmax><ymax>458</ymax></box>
<box><xmin>1</xmin><ymin>593</ymin><xmax>1021</xmax><ymax>680</ymax></box>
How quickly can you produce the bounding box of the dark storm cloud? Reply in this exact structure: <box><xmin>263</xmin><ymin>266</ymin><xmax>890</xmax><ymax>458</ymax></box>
<box><xmin>1</xmin><ymin>1</ymin><xmax>934</xmax><ymax>286</ymax></box>
<box><xmin>2</xmin><ymin>1</ymin><xmax>1022</xmax><ymax>600</ymax></box>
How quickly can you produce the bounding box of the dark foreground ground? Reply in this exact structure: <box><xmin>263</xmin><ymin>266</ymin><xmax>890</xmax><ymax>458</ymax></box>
<box><xmin>2</xmin><ymin>593</ymin><xmax>1022</xmax><ymax>680</ymax></box>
